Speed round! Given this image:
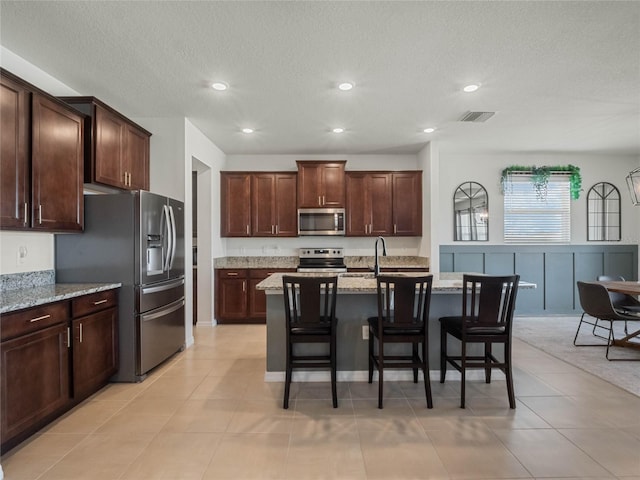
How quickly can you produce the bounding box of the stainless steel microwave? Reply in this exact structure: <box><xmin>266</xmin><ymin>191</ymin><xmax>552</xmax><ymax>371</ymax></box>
<box><xmin>298</xmin><ymin>208</ymin><xmax>345</xmax><ymax>236</ymax></box>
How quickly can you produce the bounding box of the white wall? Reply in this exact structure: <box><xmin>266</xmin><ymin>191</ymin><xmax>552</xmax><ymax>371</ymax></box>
<box><xmin>0</xmin><ymin>47</ymin><xmax>81</xmax><ymax>276</ymax></box>
<box><xmin>437</xmin><ymin>152</ymin><xmax>640</xmax><ymax>246</ymax></box>
<box><xmin>222</xmin><ymin>153</ymin><xmax>424</xmax><ymax>257</ymax></box>
<box><xmin>186</xmin><ymin>119</ymin><xmax>227</xmax><ymax>328</ymax></box>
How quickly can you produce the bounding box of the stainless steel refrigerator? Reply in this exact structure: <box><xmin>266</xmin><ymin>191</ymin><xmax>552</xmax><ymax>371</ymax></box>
<box><xmin>55</xmin><ymin>191</ymin><xmax>185</xmax><ymax>382</ymax></box>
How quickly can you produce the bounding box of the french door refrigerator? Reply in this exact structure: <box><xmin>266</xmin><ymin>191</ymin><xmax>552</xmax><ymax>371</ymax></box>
<box><xmin>55</xmin><ymin>191</ymin><xmax>185</xmax><ymax>382</ymax></box>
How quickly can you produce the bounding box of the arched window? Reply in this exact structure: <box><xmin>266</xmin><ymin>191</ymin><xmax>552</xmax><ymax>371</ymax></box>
<box><xmin>454</xmin><ymin>182</ymin><xmax>488</xmax><ymax>241</ymax></box>
<box><xmin>587</xmin><ymin>182</ymin><xmax>621</xmax><ymax>241</ymax></box>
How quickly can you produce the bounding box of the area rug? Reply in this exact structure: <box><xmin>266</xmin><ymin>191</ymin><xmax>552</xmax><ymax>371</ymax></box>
<box><xmin>513</xmin><ymin>316</ymin><xmax>640</xmax><ymax>397</ymax></box>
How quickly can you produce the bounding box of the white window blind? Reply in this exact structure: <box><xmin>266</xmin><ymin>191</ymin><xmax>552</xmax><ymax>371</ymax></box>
<box><xmin>504</xmin><ymin>174</ymin><xmax>571</xmax><ymax>243</ymax></box>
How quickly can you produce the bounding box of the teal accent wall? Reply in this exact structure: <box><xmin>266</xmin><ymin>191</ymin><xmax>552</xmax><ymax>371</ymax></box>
<box><xmin>440</xmin><ymin>245</ymin><xmax>638</xmax><ymax>314</ymax></box>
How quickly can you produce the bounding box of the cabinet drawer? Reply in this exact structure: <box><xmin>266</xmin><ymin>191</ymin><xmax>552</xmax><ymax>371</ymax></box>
<box><xmin>1</xmin><ymin>301</ymin><xmax>70</xmax><ymax>341</ymax></box>
<box><xmin>249</xmin><ymin>268</ymin><xmax>295</xmax><ymax>279</ymax></box>
<box><xmin>218</xmin><ymin>269</ymin><xmax>247</xmax><ymax>278</ymax></box>
<box><xmin>72</xmin><ymin>289</ymin><xmax>118</xmax><ymax>318</ymax></box>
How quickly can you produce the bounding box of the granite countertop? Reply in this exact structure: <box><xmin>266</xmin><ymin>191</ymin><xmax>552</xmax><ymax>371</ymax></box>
<box><xmin>214</xmin><ymin>255</ymin><xmax>429</xmax><ymax>270</ymax></box>
<box><xmin>256</xmin><ymin>272</ymin><xmax>536</xmax><ymax>294</ymax></box>
<box><xmin>1</xmin><ymin>283</ymin><xmax>121</xmax><ymax>314</ymax></box>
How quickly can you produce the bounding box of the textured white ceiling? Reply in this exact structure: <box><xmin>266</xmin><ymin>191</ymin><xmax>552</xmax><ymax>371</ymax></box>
<box><xmin>1</xmin><ymin>1</ymin><xmax>639</xmax><ymax>156</ymax></box>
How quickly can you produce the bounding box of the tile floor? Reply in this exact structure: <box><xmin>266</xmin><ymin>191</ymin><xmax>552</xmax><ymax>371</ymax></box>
<box><xmin>2</xmin><ymin>324</ymin><xmax>640</xmax><ymax>480</ymax></box>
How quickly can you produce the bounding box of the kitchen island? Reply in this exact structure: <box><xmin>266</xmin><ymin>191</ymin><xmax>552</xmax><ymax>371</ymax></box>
<box><xmin>256</xmin><ymin>272</ymin><xmax>535</xmax><ymax>381</ymax></box>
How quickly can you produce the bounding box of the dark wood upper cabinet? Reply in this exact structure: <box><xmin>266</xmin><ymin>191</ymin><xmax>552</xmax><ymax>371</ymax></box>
<box><xmin>251</xmin><ymin>173</ymin><xmax>297</xmax><ymax>237</ymax></box>
<box><xmin>0</xmin><ymin>71</ymin><xmax>29</xmax><ymax>229</ymax></box>
<box><xmin>221</xmin><ymin>173</ymin><xmax>251</xmax><ymax>237</ymax></box>
<box><xmin>31</xmin><ymin>93</ymin><xmax>84</xmax><ymax>232</ymax></box>
<box><xmin>346</xmin><ymin>172</ymin><xmax>393</xmax><ymax>236</ymax></box>
<box><xmin>1</xmin><ymin>69</ymin><xmax>84</xmax><ymax>232</ymax></box>
<box><xmin>60</xmin><ymin>97</ymin><xmax>151</xmax><ymax>191</ymax></box>
<box><xmin>392</xmin><ymin>171</ymin><xmax>422</xmax><ymax>236</ymax></box>
<box><xmin>296</xmin><ymin>161</ymin><xmax>346</xmax><ymax>207</ymax></box>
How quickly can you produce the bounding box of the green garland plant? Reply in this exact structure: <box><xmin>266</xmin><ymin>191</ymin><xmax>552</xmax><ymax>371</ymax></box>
<box><xmin>500</xmin><ymin>165</ymin><xmax>582</xmax><ymax>200</ymax></box>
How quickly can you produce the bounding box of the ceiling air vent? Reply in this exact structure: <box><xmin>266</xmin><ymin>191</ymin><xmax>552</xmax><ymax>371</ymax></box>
<box><xmin>459</xmin><ymin>111</ymin><xmax>495</xmax><ymax>122</ymax></box>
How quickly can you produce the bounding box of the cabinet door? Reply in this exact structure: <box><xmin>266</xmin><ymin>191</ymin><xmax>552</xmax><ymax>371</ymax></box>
<box><xmin>297</xmin><ymin>163</ymin><xmax>323</xmax><ymax>207</ymax></box>
<box><xmin>221</xmin><ymin>173</ymin><xmax>251</xmax><ymax>237</ymax></box>
<box><xmin>124</xmin><ymin>123</ymin><xmax>150</xmax><ymax>191</ymax></box>
<box><xmin>0</xmin><ymin>72</ymin><xmax>29</xmax><ymax>229</ymax></box>
<box><xmin>1</xmin><ymin>323</ymin><xmax>70</xmax><ymax>446</ymax></box>
<box><xmin>248</xmin><ymin>277</ymin><xmax>267</xmax><ymax>320</ymax></box>
<box><xmin>346</xmin><ymin>173</ymin><xmax>369</xmax><ymax>236</ymax></box>
<box><xmin>274</xmin><ymin>173</ymin><xmax>297</xmax><ymax>236</ymax></box>
<box><xmin>392</xmin><ymin>172</ymin><xmax>422</xmax><ymax>236</ymax></box>
<box><xmin>72</xmin><ymin>307</ymin><xmax>118</xmax><ymax>400</ymax></box>
<box><xmin>369</xmin><ymin>173</ymin><xmax>393</xmax><ymax>236</ymax></box>
<box><xmin>216</xmin><ymin>270</ymin><xmax>248</xmax><ymax>322</ymax></box>
<box><xmin>321</xmin><ymin>163</ymin><xmax>346</xmax><ymax>207</ymax></box>
<box><xmin>252</xmin><ymin>173</ymin><xmax>276</xmax><ymax>236</ymax></box>
<box><xmin>31</xmin><ymin>93</ymin><xmax>84</xmax><ymax>231</ymax></box>
<box><xmin>94</xmin><ymin>104</ymin><xmax>125</xmax><ymax>188</ymax></box>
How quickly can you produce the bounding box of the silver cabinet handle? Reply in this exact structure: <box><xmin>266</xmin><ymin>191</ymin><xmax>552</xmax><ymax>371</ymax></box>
<box><xmin>323</xmin><ymin>195</ymin><xmax>326</xmax><ymax>205</ymax></box>
<box><xmin>243</xmin><ymin>281</ymin><xmax>246</xmax><ymax>292</ymax></box>
<box><xmin>67</xmin><ymin>327</ymin><xmax>71</xmax><ymax>348</ymax></box>
<box><xmin>318</xmin><ymin>196</ymin><xmax>321</xmax><ymax>206</ymax></box>
<box><xmin>24</xmin><ymin>202</ymin><xmax>28</xmax><ymax>226</ymax></box>
<box><xmin>227</xmin><ymin>272</ymin><xmax>238</xmax><ymax>276</ymax></box>
<box><xmin>93</xmin><ymin>299</ymin><xmax>108</xmax><ymax>305</ymax></box>
<box><xmin>394</xmin><ymin>224</ymin><xmax>397</xmax><ymax>234</ymax></box>
<box><xmin>38</xmin><ymin>205</ymin><xmax>42</xmax><ymax>224</ymax></box>
<box><xmin>275</xmin><ymin>225</ymin><xmax>279</xmax><ymax>235</ymax></box>
<box><xmin>30</xmin><ymin>314</ymin><xmax>51</xmax><ymax>323</ymax></box>
<box><xmin>79</xmin><ymin>322</ymin><xmax>83</xmax><ymax>343</ymax></box>
<box><xmin>246</xmin><ymin>224</ymin><xmax>250</xmax><ymax>235</ymax></box>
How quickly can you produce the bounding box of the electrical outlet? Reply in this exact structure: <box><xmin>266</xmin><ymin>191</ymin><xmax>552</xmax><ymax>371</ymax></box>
<box><xmin>362</xmin><ymin>325</ymin><xmax>369</xmax><ymax>340</ymax></box>
<box><xmin>16</xmin><ymin>245</ymin><xmax>27</xmax><ymax>265</ymax></box>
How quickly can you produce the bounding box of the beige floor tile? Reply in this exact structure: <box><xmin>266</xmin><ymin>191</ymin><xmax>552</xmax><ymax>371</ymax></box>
<box><xmin>494</xmin><ymin>428</ymin><xmax>612</xmax><ymax>478</ymax></box>
<box><xmin>349</xmin><ymin>379</ymin><xmax>406</xmax><ymax>400</ymax></box>
<box><xmin>43</xmin><ymin>399</ymin><xmax>127</xmax><ymax>434</ymax></box>
<box><xmin>292</xmin><ymin>398</ymin><xmax>357</xmax><ymax>437</ymax></box>
<box><xmin>162</xmin><ymin>398</ymin><xmax>239</xmax><ymax>433</ymax></box>
<box><xmin>135</xmin><ymin>374</ymin><xmax>205</xmax><ymax>399</ymax></box>
<box><xmin>189</xmin><ymin>374</ymin><xmax>250</xmax><ymax>399</ymax></box>
<box><xmin>518</xmin><ymin>396</ymin><xmax>616</xmax><ymax>428</ymax></box>
<box><xmin>293</xmin><ymin>381</ymin><xmax>351</xmax><ymax>401</ymax></box>
<box><xmin>409</xmin><ymin>396</ymin><xmax>478</xmax><ymax>431</ymax></box>
<box><xmin>466</xmin><ymin>397</ymin><xmax>552</xmax><ymax>430</ymax></box>
<box><xmin>353</xmin><ymin>398</ymin><xmax>427</xmax><ymax>436</ymax></box>
<box><xmin>95</xmin><ymin>411</ymin><xmax>172</xmax><ymax>434</ymax></box>
<box><xmin>427</xmin><ymin>424</ymin><xmax>531</xmax><ymax>479</ymax></box>
<box><xmin>120</xmin><ymin>432</ymin><xmax>221</xmax><ymax>480</ymax></box>
<box><xmin>534</xmin><ymin>371</ymin><xmax>630</xmax><ymax>397</ymax></box>
<box><xmin>360</xmin><ymin>430</ymin><xmax>450</xmax><ymax>480</ymax></box>
<box><xmin>162</xmin><ymin>357</ymin><xmax>216</xmax><ymax>377</ymax></box>
<box><xmin>512</xmin><ymin>369</ymin><xmax>564</xmax><ymax>397</ymax></box>
<box><xmin>226</xmin><ymin>397</ymin><xmax>294</xmax><ymax>434</ymax></box>
<box><xmin>1</xmin><ymin>454</ymin><xmax>61</xmax><ymax>480</ymax></box>
<box><xmin>202</xmin><ymin>433</ymin><xmax>289</xmax><ymax>479</ymax></box>
<box><xmin>566</xmin><ymin>393</ymin><xmax>640</xmax><ymax>428</ymax></box>
<box><xmin>559</xmin><ymin>428</ymin><xmax>640</xmax><ymax>477</ymax></box>
<box><xmin>90</xmin><ymin>381</ymin><xmax>150</xmax><ymax>402</ymax></box>
<box><xmin>125</xmin><ymin>395</ymin><xmax>186</xmax><ymax>416</ymax></box>
<box><xmin>284</xmin><ymin>429</ymin><xmax>367</xmax><ymax>480</ymax></box>
<box><xmin>37</xmin><ymin>433</ymin><xmax>154</xmax><ymax>480</ymax></box>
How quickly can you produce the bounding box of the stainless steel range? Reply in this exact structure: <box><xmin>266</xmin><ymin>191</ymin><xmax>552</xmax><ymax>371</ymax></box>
<box><xmin>297</xmin><ymin>248</ymin><xmax>347</xmax><ymax>273</ymax></box>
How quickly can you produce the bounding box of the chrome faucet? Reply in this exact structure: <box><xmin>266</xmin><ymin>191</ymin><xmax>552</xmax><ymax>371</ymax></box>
<box><xmin>373</xmin><ymin>236</ymin><xmax>387</xmax><ymax>277</ymax></box>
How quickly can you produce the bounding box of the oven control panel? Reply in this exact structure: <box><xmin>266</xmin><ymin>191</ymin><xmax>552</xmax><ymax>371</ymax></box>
<box><xmin>299</xmin><ymin>248</ymin><xmax>344</xmax><ymax>258</ymax></box>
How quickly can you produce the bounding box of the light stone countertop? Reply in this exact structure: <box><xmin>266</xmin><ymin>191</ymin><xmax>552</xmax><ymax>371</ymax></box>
<box><xmin>1</xmin><ymin>283</ymin><xmax>121</xmax><ymax>314</ymax></box>
<box><xmin>256</xmin><ymin>272</ymin><xmax>535</xmax><ymax>294</ymax></box>
<box><xmin>214</xmin><ymin>255</ymin><xmax>429</xmax><ymax>270</ymax></box>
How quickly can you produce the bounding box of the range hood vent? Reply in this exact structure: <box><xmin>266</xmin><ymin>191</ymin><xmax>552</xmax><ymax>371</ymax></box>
<box><xmin>459</xmin><ymin>111</ymin><xmax>495</xmax><ymax>122</ymax></box>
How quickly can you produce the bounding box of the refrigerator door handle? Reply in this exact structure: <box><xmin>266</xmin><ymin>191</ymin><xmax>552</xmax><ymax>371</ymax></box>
<box><xmin>141</xmin><ymin>277</ymin><xmax>185</xmax><ymax>295</ymax></box>
<box><xmin>162</xmin><ymin>205</ymin><xmax>173</xmax><ymax>272</ymax></box>
<box><xmin>142</xmin><ymin>298</ymin><xmax>185</xmax><ymax>322</ymax></box>
<box><xmin>168</xmin><ymin>205</ymin><xmax>177</xmax><ymax>270</ymax></box>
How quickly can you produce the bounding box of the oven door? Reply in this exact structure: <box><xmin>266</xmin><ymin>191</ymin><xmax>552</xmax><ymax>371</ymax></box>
<box><xmin>298</xmin><ymin>208</ymin><xmax>345</xmax><ymax>236</ymax></box>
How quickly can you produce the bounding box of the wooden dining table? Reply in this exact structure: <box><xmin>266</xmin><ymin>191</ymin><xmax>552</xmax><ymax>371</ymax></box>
<box><xmin>595</xmin><ymin>280</ymin><xmax>640</xmax><ymax>351</ymax></box>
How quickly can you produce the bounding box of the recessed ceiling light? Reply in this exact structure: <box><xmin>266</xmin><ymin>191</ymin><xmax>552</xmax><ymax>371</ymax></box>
<box><xmin>242</xmin><ymin>128</ymin><xmax>254</xmax><ymax>134</ymax></box>
<box><xmin>463</xmin><ymin>84</ymin><xmax>480</xmax><ymax>93</ymax></box>
<box><xmin>338</xmin><ymin>82</ymin><xmax>354</xmax><ymax>91</ymax></box>
<box><xmin>332</xmin><ymin>127</ymin><xmax>345</xmax><ymax>133</ymax></box>
<box><xmin>211</xmin><ymin>82</ymin><xmax>228</xmax><ymax>91</ymax></box>
<box><xmin>423</xmin><ymin>127</ymin><xmax>436</xmax><ymax>133</ymax></box>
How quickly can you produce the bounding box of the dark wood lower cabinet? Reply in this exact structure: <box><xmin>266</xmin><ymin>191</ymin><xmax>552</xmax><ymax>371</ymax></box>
<box><xmin>0</xmin><ymin>289</ymin><xmax>119</xmax><ymax>453</ymax></box>
<box><xmin>215</xmin><ymin>268</ymin><xmax>295</xmax><ymax>324</ymax></box>
<box><xmin>1</xmin><ymin>323</ymin><xmax>70</xmax><ymax>448</ymax></box>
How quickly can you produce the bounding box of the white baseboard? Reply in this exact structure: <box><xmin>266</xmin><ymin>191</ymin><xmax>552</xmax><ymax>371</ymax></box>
<box><xmin>264</xmin><ymin>369</ymin><xmax>506</xmax><ymax>383</ymax></box>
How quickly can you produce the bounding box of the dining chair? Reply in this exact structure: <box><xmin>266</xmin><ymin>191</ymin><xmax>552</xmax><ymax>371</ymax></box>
<box><xmin>439</xmin><ymin>274</ymin><xmax>520</xmax><ymax>409</ymax></box>
<box><xmin>367</xmin><ymin>275</ymin><xmax>433</xmax><ymax>409</ymax></box>
<box><xmin>597</xmin><ymin>275</ymin><xmax>640</xmax><ymax>335</ymax></box>
<box><xmin>574</xmin><ymin>281</ymin><xmax>640</xmax><ymax>361</ymax></box>
<box><xmin>282</xmin><ymin>275</ymin><xmax>339</xmax><ymax>409</ymax></box>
